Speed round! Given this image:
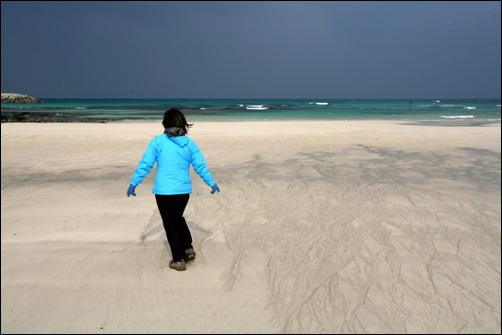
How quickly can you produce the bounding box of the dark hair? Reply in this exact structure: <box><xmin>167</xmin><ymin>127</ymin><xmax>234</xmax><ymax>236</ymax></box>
<box><xmin>162</xmin><ymin>108</ymin><xmax>192</xmax><ymax>133</ymax></box>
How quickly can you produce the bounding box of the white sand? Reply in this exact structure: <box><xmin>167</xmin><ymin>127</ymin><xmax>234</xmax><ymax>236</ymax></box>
<box><xmin>1</xmin><ymin>120</ymin><xmax>501</xmax><ymax>333</ymax></box>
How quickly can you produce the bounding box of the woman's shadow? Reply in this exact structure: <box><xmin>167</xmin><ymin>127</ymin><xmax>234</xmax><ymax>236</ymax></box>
<box><xmin>140</xmin><ymin>209</ymin><xmax>212</xmax><ymax>258</ymax></box>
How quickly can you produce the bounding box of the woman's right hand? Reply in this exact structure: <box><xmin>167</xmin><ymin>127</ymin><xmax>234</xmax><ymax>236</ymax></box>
<box><xmin>211</xmin><ymin>183</ymin><xmax>220</xmax><ymax>194</ymax></box>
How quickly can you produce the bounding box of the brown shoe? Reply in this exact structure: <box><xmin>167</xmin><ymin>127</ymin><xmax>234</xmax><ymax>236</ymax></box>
<box><xmin>169</xmin><ymin>259</ymin><xmax>186</xmax><ymax>271</ymax></box>
<box><xmin>185</xmin><ymin>248</ymin><xmax>196</xmax><ymax>262</ymax></box>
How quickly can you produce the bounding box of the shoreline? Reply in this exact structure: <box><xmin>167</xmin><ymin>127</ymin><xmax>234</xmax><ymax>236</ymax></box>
<box><xmin>2</xmin><ymin>98</ymin><xmax>500</xmax><ymax>124</ymax></box>
<box><xmin>2</xmin><ymin>121</ymin><xmax>500</xmax><ymax>333</ymax></box>
<box><xmin>1</xmin><ymin>111</ymin><xmax>501</xmax><ymax>126</ymax></box>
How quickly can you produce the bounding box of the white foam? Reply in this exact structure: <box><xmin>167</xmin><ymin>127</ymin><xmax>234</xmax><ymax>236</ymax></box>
<box><xmin>463</xmin><ymin>106</ymin><xmax>476</xmax><ymax>110</ymax></box>
<box><xmin>246</xmin><ymin>105</ymin><xmax>268</xmax><ymax>110</ymax></box>
<box><xmin>440</xmin><ymin>115</ymin><xmax>474</xmax><ymax>119</ymax></box>
<box><xmin>314</xmin><ymin>102</ymin><xmax>328</xmax><ymax>105</ymax></box>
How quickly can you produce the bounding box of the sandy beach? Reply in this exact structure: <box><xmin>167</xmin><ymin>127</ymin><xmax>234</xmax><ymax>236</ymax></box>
<box><xmin>1</xmin><ymin>120</ymin><xmax>500</xmax><ymax>334</ymax></box>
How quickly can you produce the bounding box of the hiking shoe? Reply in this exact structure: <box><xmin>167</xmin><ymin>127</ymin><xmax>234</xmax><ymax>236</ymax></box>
<box><xmin>185</xmin><ymin>248</ymin><xmax>196</xmax><ymax>262</ymax></box>
<box><xmin>169</xmin><ymin>259</ymin><xmax>186</xmax><ymax>271</ymax></box>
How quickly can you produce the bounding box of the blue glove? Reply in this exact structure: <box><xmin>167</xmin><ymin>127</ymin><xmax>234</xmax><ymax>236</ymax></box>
<box><xmin>127</xmin><ymin>184</ymin><xmax>137</xmax><ymax>197</ymax></box>
<box><xmin>211</xmin><ymin>183</ymin><xmax>220</xmax><ymax>194</ymax></box>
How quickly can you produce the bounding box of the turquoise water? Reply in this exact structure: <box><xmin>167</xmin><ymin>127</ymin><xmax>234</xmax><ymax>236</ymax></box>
<box><xmin>1</xmin><ymin>98</ymin><xmax>500</xmax><ymax>122</ymax></box>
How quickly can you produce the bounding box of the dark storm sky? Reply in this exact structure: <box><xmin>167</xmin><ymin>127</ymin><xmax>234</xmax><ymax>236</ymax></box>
<box><xmin>1</xmin><ymin>1</ymin><xmax>500</xmax><ymax>99</ymax></box>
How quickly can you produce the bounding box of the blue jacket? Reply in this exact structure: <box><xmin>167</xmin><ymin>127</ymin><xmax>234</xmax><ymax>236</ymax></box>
<box><xmin>131</xmin><ymin>133</ymin><xmax>215</xmax><ymax>195</ymax></box>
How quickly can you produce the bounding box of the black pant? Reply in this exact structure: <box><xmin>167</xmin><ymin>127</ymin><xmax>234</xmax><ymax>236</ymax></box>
<box><xmin>155</xmin><ymin>194</ymin><xmax>192</xmax><ymax>262</ymax></box>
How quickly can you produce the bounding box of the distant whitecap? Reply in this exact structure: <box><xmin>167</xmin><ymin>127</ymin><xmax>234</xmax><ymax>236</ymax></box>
<box><xmin>246</xmin><ymin>105</ymin><xmax>268</xmax><ymax>110</ymax></box>
<box><xmin>440</xmin><ymin>115</ymin><xmax>474</xmax><ymax>119</ymax></box>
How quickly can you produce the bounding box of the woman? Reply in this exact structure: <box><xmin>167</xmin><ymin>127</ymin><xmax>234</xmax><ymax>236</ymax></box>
<box><xmin>127</xmin><ymin>108</ymin><xmax>220</xmax><ymax>271</ymax></box>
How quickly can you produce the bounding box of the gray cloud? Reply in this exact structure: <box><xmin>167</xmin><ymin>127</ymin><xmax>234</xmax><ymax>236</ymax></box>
<box><xmin>1</xmin><ymin>1</ymin><xmax>500</xmax><ymax>98</ymax></box>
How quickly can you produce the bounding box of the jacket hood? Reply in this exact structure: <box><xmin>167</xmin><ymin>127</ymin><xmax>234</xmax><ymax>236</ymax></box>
<box><xmin>164</xmin><ymin>127</ymin><xmax>189</xmax><ymax>147</ymax></box>
<box><xmin>165</xmin><ymin>127</ymin><xmax>186</xmax><ymax>137</ymax></box>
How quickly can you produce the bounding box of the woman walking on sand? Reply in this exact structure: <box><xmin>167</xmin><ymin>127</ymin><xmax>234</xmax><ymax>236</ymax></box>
<box><xmin>127</xmin><ymin>108</ymin><xmax>220</xmax><ymax>271</ymax></box>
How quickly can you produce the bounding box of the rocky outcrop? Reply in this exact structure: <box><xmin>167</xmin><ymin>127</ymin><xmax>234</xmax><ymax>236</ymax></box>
<box><xmin>0</xmin><ymin>112</ymin><xmax>111</xmax><ymax>123</ymax></box>
<box><xmin>1</xmin><ymin>112</ymin><xmax>72</xmax><ymax>123</ymax></box>
<box><xmin>1</xmin><ymin>93</ymin><xmax>43</xmax><ymax>103</ymax></box>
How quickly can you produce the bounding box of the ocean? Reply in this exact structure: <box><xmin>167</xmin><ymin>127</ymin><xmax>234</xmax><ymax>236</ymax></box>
<box><xmin>1</xmin><ymin>98</ymin><xmax>501</xmax><ymax>123</ymax></box>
